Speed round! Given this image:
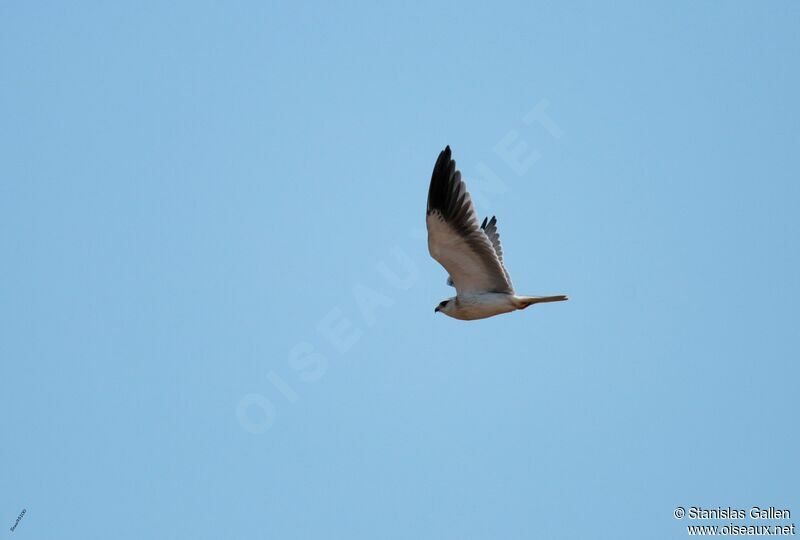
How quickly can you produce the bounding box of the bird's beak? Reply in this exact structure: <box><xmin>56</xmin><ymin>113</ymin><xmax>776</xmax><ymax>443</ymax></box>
<box><xmin>434</xmin><ymin>306</ymin><xmax>440</xmax><ymax>313</ymax></box>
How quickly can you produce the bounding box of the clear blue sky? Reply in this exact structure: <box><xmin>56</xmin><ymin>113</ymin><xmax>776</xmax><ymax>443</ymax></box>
<box><xmin>2</xmin><ymin>2</ymin><xmax>799</xmax><ymax>538</ymax></box>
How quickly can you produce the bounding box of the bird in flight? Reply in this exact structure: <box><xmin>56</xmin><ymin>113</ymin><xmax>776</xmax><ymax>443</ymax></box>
<box><xmin>427</xmin><ymin>146</ymin><xmax>568</xmax><ymax>320</ymax></box>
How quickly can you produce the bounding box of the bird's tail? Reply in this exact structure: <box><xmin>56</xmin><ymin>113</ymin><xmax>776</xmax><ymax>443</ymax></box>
<box><xmin>513</xmin><ymin>295</ymin><xmax>569</xmax><ymax>309</ymax></box>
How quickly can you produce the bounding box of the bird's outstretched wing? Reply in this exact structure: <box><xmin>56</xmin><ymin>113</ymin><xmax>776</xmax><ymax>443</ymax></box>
<box><xmin>481</xmin><ymin>215</ymin><xmax>513</xmax><ymax>289</ymax></box>
<box><xmin>426</xmin><ymin>146</ymin><xmax>514</xmax><ymax>295</ymax></box>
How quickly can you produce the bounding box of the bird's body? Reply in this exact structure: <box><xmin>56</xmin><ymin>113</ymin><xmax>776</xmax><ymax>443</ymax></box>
<box><xmin>426</xmin><ymin>146</ymin><xmax>567</xmax><ymax>321</ymax></box>
<box><xmin>436</xmin><ymin>293</ymin><xmax>568</xmax><ymax>320</ymax></box>
<box><xmin>436</xmin><ymin>292</ymin><xmax>518</xmax><ymax>321</ymax></box>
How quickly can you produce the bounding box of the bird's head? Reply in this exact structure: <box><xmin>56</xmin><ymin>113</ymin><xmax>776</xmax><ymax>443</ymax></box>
<box><xmin>434</xmin><ymin>299</ymin><xmax>454</xmax><ymax>314</ymax></box>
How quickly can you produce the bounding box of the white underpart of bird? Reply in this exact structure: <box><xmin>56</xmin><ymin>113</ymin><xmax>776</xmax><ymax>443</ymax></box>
<box><xmin>426</xmin><ymin>146</ymin><xmax>568</xmax><ymax>320</ymax></box>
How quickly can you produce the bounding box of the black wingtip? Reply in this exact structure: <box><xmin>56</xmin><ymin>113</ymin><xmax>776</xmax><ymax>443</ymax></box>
<box><xmin>435</xmin><ymin>146</ymin><xmax>452</xmax><ymax>168</ymax></box>
<box><xmin>428</xmin><ymin>145</ymin><xmax>461</xmax><ymax>214</ymax></box>
<box><xmin>440</xmin><ymin>145</ymin><xmax>452</xmax><ymax>163</ymax></box>
<box><xmin>480</xmin><ymin>217</ymin><xmax>488</xmax><ymax>229</ymax></box>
